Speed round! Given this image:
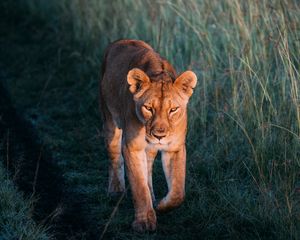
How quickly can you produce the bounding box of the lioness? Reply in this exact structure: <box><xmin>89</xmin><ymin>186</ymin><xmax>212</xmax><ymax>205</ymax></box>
<box><xmin>100</xmin><ymin>39</ymin><xmax>197</xmax><ymax>232</ymax></box>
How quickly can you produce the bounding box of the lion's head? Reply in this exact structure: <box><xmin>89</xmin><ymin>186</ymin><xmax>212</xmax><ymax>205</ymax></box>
<box><xmin>127</xmin><ymin>68</ymin><xmax>197</xmax><ymax>146</ymax></box>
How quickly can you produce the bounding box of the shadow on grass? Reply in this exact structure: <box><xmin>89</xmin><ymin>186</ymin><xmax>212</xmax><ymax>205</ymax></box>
<box><xmin>0</xmin><ymin>6</ymin><xmax>101</xmax><ymax>240</ymax></box>
<box><xmin>0</xmin><ymin>81</ymin><xmax>99</xmax><ymax>239</ymax></box>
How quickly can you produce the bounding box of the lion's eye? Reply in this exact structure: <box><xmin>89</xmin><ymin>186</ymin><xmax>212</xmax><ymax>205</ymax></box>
<box><xmin>170</xmin><ymin>107</ymin><xmax>179</xmax><ymax>113</ymax></box>
<box><xmin>144</xmin><ymin>105</ymin><xmax>153</xmax><ymax>112</ymax></box>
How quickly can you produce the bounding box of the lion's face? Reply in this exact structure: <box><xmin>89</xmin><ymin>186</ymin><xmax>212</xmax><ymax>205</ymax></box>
<box><xmin>127</xmin><ymin>68</ymin><xmax>197</xmax><ymax>145</ymax></box>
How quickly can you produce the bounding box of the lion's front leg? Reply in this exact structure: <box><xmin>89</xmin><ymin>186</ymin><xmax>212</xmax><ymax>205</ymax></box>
<box><xmin>122</xmin><ymin>144</ymin><xmax>156</xmax><ymax>232</ymax></box>
<box><xmin>156</xmin><ymin>145</ymin><xmax>186</xmax><ymax>213</ymax></box>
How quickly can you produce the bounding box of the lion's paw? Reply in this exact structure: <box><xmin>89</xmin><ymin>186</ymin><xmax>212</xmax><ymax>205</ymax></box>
<box><xmin>156</xmin><ymin>194</ymin><xmax>184</xmax><ymax>213</ymax></box>
<box><xmin>132</xmin><ymin>209</ymin><xmax>157</xmax><ymax>232</ymax></box>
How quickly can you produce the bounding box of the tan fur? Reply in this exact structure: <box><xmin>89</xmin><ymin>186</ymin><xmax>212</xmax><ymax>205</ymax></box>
<box><xmin>100</xmin><ymin>39</ymin><xmax>197</xmax><ymax>232</ymax></box>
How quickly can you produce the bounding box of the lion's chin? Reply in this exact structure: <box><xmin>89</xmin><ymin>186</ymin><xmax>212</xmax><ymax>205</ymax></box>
<box><xmin>146</xmin><ymin>136</ymin><xmax>170</xmax><ymax>146</ymax></box>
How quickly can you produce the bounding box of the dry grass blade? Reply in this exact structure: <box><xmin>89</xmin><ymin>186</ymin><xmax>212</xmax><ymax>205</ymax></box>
<box><xmin>99</xmin><ymin>187</ymin><xmax>129</xmax><ymax>240</ymax></box>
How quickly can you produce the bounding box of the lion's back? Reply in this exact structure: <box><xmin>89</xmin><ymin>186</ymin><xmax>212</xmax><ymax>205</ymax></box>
<box><xmin>100</xmin><ymin>40</ymin><xmax>153</xmax><ymax>126</ymax></box>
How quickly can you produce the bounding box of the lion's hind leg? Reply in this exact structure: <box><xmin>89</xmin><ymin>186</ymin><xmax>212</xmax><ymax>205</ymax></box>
<box><xmin>103</xmin><ymin>113</ymin><xmax>125</xmax><ymax>195</ymax></box>
<box><xmin>146</xmin><ymin>147</ymin><xmax>158</xmax><ymax>202</ymax></box>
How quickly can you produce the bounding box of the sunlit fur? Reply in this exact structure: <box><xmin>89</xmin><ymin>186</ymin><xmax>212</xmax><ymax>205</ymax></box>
<box><xmin>136</xmin><ymin>81</ymin><xmax>187</xmax><ymax>147</ymax></box>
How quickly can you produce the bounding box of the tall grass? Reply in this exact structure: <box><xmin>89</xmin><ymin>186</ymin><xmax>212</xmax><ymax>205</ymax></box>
<box><xmin>4</xmin><ymin>0</ymin><xmax>300</xmax><ymax>238</ymax></box>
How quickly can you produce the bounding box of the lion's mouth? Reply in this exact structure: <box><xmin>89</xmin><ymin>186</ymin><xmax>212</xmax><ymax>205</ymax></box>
<box><xmin>146</xmin><ymin>135</ymin><xmax>170</xmax><ymax>145</ymax></box>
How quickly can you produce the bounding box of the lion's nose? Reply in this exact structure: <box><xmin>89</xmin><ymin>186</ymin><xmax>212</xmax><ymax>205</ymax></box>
<box><xmin>152</xmin><ymin>127</ymin><xmax>167</xmax><ymax>140</ymax></box>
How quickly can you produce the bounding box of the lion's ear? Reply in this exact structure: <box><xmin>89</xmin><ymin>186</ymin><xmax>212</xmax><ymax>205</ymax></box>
<box><xmin>127</xmin><ymin>68</ymin><xmax>150</xmax><ymax>94</ymax></box>
<box><xmin>174</xmin><ymin>71</ymin><xmax>197</xmax><ymax>98</ymax></box>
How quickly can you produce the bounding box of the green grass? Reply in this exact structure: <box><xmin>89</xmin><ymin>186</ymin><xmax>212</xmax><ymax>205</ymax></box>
<box><xmin>0</xmin><ymin>162</ymin><xmax>50</xmax><ymax>240</ymax></box>
<box><xmin>1</xmin><ymin>0</ymin><xmax>300</xmax><ymax>239</ymax></box>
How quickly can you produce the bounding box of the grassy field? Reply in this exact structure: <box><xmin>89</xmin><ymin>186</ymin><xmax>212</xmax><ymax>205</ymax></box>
<box><xmin>1</xmin><ymin>0</ymin><xmax>299</xmax><ymax>239</ymax></box>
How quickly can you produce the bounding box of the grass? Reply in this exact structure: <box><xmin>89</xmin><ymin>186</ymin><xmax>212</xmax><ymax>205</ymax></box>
<box><xmin>1</xmin><ymin>0</ymin><xmax>299</xmax><ymax>239</ymax></box>
<box><xmin>0</xmin><ymin>162</ymin><xmax>50</xmax><ymax>240</ymax></box>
